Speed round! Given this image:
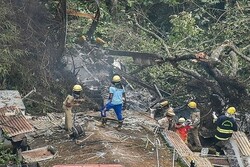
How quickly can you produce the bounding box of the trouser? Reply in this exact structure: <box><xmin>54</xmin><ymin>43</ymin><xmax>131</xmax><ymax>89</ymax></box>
<box><xmin>63</xmin><ymin>106</ymin><xmax>73</xmax><ymax>131</ymax></box>
<box><xmin>214</xmin><ymin>138</ymin><xmax>228</xmax><ymax>154</ymax></box>
<box><xmin>101</xmin><ymin>102</ymin><xmax>123</xmax><ymax>121</ymax></box>
<box><xmin>189</xmin><ymin>127</ymin><xmax>202</xmax><ymax>147</ymax></box>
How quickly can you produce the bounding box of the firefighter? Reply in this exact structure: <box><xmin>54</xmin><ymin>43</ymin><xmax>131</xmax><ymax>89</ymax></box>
<box><xmin>174</xmin><ymin>101</ymin><xmax>199</xmax><ymax>121</ymax></box>
<box><xmin>149</xmin><ymin>100</ymin><xmax>169</xmax><ymax>120</ymax></box>
<box><xmin>189</xmin><ymin>102</ymin><xmax>202</xmax><ymax>148</ymax></box>
<box><xmin>212</xmin><ymin>106</ymin><xmax>238</xmax><ymax>156</ymax></box>
<box><xmin>174</xmin><ymin>101</ymin><xmax>202</xmax><ymax>148</ymax></box>
<box><xmin>157</xmin><ymin>107</ymin><xmax>176</xmax><ymax>131</ymax></box>
<box><xmin>63</xmin><ymin>84</ymin><xmax>85</xmax><ymax>131</ymax></box>
<box><xmin>100</xmin><ymin>75</ymin><xmax>126</xmax><ymax>130</ymax></box>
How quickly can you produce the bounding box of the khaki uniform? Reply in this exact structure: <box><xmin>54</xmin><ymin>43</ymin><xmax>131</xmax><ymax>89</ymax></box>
<box><xmin>157</xmin><ymin>116</ymin><xmax>175</xmax><ymax>131</ymax></box>
<box><xmin>63</xmin><ymin>95</ymin><xmax>78</xmax><ymax>131</ymax></box>
<box><xmin>189</xmin><ymin>111</ymin><xmax>201</xmax><ymax>147</ymax></box>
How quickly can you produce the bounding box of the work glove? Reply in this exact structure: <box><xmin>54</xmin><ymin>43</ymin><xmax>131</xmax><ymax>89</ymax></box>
<box><xmin>212</xmin><ymin>112</ymin><xmax>218</xmax><ymax>119</ymax></box>
<box><xmin>185</xmin><ymin>119</ymin><xmax>192</xmax><ymax>125</ymax></box>
<box><xmin>150</xmin><ymin>108</ymin><xmax>155</xmax><ymax>119</ymax></box>
<box><xmin>212</xmin><ymin>112</ymin><xmax>218</xmax><ymax>123</ymax></box>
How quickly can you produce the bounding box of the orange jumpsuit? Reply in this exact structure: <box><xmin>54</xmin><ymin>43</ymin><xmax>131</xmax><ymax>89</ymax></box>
<box><xmin>175</xmin><ymin>123</ymin><xmax>192</xmax><ymax>143</ymax></box>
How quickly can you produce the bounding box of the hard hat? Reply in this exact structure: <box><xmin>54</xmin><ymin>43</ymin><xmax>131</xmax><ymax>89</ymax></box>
<box><xmin>166</xmin><ymin>107</ymin><xmax>175</xmax><ymax>116</ymax></box>
<box><xmin>226</xmin><ymin>107</ymin><xmax>236</xmax><ymax>115</ymax></box>
<box><xmin>178</xmin><ymin>117</ymin><xmax>186</xmax><ymax>123</ymax></box>
<box><xmin>160</xmin><ymin>100</ymin><xmax>169</xmax><ymax>107</ymax></box>
<box><xmin>73</xmin><ymin>84</ymin><xmax>82</xmax><ymax>91</ymax></box>
<box><xmin>188</xmin><ymin>101</ymin><xmax>197</xmax><ymax>109</ymax></box>
<box><xmin>79</xmin><ymin>35</ymin><xmax>86</xmax><ymax>41</ymax></box>
<box><xmin>112</xmin><ymin>75</ymin><xmax>121</xmax><ymax>82</ymax></box>
<box><xmin>95</xmin><ymin>37</ymin><xmax>106</xmax><ymax>45</ymax></box>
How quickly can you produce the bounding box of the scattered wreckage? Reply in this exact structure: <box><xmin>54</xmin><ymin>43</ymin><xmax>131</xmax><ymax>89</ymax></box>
<box><xmin>1</xmin><ymin>90</ymin><xmax>250</xmax><ymax>167</ymax></box>
<box><xmin>0</xmin><ymin>87</ymin><xmax>250</xmax><ymax>167</ymax></box>
<box><xmin>0</xmin><ymin>90</ymin><xmax>57</xmax><ymax>166</ymax></box>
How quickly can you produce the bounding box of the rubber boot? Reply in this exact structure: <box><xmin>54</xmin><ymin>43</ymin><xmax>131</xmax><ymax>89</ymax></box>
<box><xmin>101</xmin><ymin>117</ymin><xmax>107</xmax><ymax>127</ymax></box>
<box><xmin>114</xmin><ymin>121</ymin><xmax>123</xmax><ymax>131</ymax></box>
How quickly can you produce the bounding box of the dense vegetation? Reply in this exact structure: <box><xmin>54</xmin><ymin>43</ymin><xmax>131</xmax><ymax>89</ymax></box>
<box><xmin>0</xmin><ymin>0</ymin><xmax>249</xmax><ymax>163</ymax></box>
<box><xmin>66</xmin><ymin>0</ymin><xmax>250</xmax><ymax>111</ymax></box>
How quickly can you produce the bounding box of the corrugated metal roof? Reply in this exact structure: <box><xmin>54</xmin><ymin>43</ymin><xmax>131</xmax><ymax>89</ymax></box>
<box><xmin>233</xmin><ymin>131</ymin><xmax>250</xmax><ymax>156</ymax></box>
<box><xmin>0</xmin><ymin>107</ymin><xmax>34</xmax><ymax>137</ymax></box>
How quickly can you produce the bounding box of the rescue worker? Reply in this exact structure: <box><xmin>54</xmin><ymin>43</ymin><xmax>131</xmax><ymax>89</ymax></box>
<box><xmin>212</xmin><ymin>106</ymin><xmax>237</xmax><ymax>156</ymax></box>
<box><xmin>149</xmin><ymin>99</ymin><xmax>169</xmax><ymax>120</ymax></box>
<box><xmin>175</xmin><ymin>117</ymin><xmax>193</xmax><ymax>144</ymax></box>
<box><xmin>100</xmin><ymin>75</ymin><xmax>126</xmax><ymax>130</ymax></box>
<box><xmin>63</xmin><ymin>84</ymin><xmax>85</xmax><ymax>131</ymax></box>
<box><xmin>174</xmin><ymin>101</ymin><xmax>199</xmax><ymax>121</ymax></box>
<box><xmin>174</xmin><ymin>101</ymin><xmax>202</xmax><ymax>148</ymax></box>
<box><xmin>189</xmin><ymin>102</ymin><xmax>202</xmax><ymax>148</ymax></box>
<box><xmin>157</xmin><ymin>107</ymin><xmax>176</xmax><ymax>131</ymax></box>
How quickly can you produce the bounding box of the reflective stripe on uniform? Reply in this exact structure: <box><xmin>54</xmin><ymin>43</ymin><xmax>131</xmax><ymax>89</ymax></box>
<box><xmin>215</xmin><ymin>135</ymin><xmax>229</xmax><ymax>140</ymax></box>
<box><xmin>222</xmin><ymin>120</ymin><xmax>233</xmax><ymax>127</ymax></box>
<box><xmin>217</xmin><ymin>127</ymin><xmax>233</xmax><ymax>134</ymax></box>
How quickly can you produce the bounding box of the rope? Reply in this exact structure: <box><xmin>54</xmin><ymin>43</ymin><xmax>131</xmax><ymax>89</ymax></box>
<box><xmin>200</xmin><ymin>108</ymin><xmax>213</xmax><ymax>119</ymax></box>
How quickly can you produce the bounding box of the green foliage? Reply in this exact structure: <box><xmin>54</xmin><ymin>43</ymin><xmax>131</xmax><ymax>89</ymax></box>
<box><xmin>0</xmin><ymin>1</ymin><xmax>25</xmax><ymax>89</ymax></box>
<box><xmin>200</xmin><ymin>0</ymin><xmax>220</xmax><ymax>5</ymax></box>
<box><xmin>67</xmin><ymin>0</ymin><xmax>250</xmax><ymax>105</ymax></box>
<box><xmin>127</xmin><ymin>0</ymin><xmax>180</xmax><ymax>7</ymax></box>
<box><xmin>208</xmin><ymin>7</ymin><xmax>250</xmax><ymax>46</ymax></box>
<box><xmin>169</xmin><ymin>11</ymin><xmax>204</xmax><ymax>47</ymax></box>
<box><xmin>0</xmin><ymin>142</ymin><xmax>19</xmax><ymax>164</ymax></box>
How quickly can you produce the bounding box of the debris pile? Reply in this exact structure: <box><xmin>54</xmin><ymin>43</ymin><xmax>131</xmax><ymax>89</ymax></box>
<box><xmin>27</xmin><ymin>110</ymin><xmax>176</xmax><ymax>167</ymax></box>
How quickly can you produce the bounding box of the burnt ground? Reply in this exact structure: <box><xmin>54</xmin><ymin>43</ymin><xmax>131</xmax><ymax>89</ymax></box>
<box><xmin>27</xmin><ymin>110</ymin><xmax>180</xmax><ymax>167</ymax></box>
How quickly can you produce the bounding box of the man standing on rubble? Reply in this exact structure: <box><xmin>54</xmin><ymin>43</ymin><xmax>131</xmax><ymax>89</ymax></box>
<box><xmin>100</xmin><ymin>74</ymin><xmax>126</xmax><ymax>130</ymax></box>
<box><xmin>174</xmin><ymin>101</ymin><xmax>202</xmax><ymax>149</ymax></box>
<box><xmin>63</xmin><ymin>84</ymin><xmax>85</xmax><ymax>132</ymax></box>
<box><xmin>212</xmin><ymin>106</ymin><xmax>238</xmax><ymax>156</ymax></box>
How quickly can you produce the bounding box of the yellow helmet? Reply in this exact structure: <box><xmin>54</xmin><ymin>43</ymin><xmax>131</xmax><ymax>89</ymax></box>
<box><xmin>178</xmin><ymin>117</ymin><xmax>186</xmax><ymax>123</ymax></box>
<box><xmin>73</xmin><ymin>84</ymin><xmax>82</xmax><ymax>91</ymax></box>
<box><xmin>160</xmin><ymin>100</ymin><xmax>169</xmax><ymax>107</ymax></box>
<box><xmin>188</xmin><ymin>101</ymin><xmax>197</xmax><ymax>109</ymax></box>
<box><xmin>112</xmin><ymin>75</ymin><xmax>121</xmax><ymax>82</ymax></box>
<box><xmin>227</xmin><ymin>107</ymin><xmax>236</xmax><ymax>115</ymax></box>
<box><xmin>95</xmin><ymin>37</ymin><xmax>106</xmax><ymax>45</ymax></box>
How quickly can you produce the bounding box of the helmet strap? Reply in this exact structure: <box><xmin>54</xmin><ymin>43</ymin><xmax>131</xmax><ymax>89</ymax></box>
<box><xmin>72</xmin><ymin>91</ymin><xmax>80</xmax><ymax>99</ymax></box>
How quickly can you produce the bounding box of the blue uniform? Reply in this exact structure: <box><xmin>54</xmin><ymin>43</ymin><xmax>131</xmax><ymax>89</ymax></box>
<box><xmin>101</xmin><ymin>85</ymin><xmax>125</xmax><ymax>121</ymax></box>
<box><xmin>214</xmin><ymin>114</ymin><xmax>237</xmax><ymax>155</ymax></box>
<box><xmin>215</xmin><ymin>115</ymin><xmax>237</xmax><ymax>140</ymax></box>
